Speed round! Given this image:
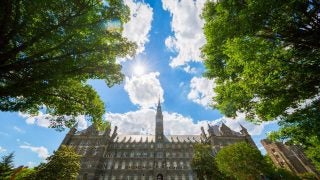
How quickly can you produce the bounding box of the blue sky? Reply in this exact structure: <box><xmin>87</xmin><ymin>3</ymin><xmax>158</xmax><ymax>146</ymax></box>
<box><xmin>0</xmin><ymin>0</ymin><xmax>279</xmax><ymax>167</ymax></box>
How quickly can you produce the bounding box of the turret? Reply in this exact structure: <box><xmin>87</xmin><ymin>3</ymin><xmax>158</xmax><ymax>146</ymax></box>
<box><xmin>220</xmin><ymin>123</ymin><xmax>233</xmax><ymax>136</ymax></box>
<box><xmin>60</xmin><ymin>123</ymin><xmax>77</xmax><ymax>145</ymax></box>
<box><xmin>240</xmin><ymin>124</ymin><xmax>249</xmax><ymax>135</ymax></box>
<box><xmin>155</xmin><ymin>99</ymin><xmax>164</xmax><ymax>142</ymax></box>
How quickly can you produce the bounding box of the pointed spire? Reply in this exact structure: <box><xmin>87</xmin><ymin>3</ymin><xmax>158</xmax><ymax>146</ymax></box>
<box><xmin>239</xmin><ymin>124</ymin><xmax>248</xmax><ymax>135</ymax></box>
<box><xmin>157</xmin><ymin>96</ymin><xmax>161</xmax><ymax>109</ymax></box>
<box><xmin>155</xmin><ymin>98</ymin><xmax>164</xmax><ymax>142</ymax></box>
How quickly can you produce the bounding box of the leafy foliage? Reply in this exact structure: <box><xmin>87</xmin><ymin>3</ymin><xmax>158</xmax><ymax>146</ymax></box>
<box><xmin>202</xmin><ymin>0</ymin><xmax>320</xmax><ymax>169</ymax></box>
<box><xmin>264</xmin><ymin>155</ymin><xmax>300</xmax><ymax>180</ymax></box>
<box><xmin>0</xmin><ymin>0</ymin><xmax>136</xmax><ymax>130</ymax></box>
<box><xmin>268</xmin><ymin>100</ymin><xmax>320</xmax><ymax>170</ymax></box>
<box><xmin>215</xmin><ymin>142</ymin><xmax>268</xmax><ymax>179</ymax></box>
<box><xmin>202</xmin><ymin>0</ymin><xmax>320</xmax><ymax>121</ymax></box>
<box><xmin>31</xmin><ymin>145</ymin><xmax>81</xmax><ymax>180</ymax></box>
<box><xmin>191</xmin><ymin>143</ymin><xmax>226</xmax><ymax>180</ymax></box>
<box><xmin>14</xmin><ymin>168</ymin><xmax>36</xmax><ymax>180</ymax></box>
<box><xmin>0</xmin><ymin>152</ymin><xmax>14</xmax><ymax>180</ymax></box>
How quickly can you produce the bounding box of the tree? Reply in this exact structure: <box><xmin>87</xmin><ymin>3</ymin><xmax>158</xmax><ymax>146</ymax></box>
<box><xmin>268</xmin><ymin>101</ymin><xmax>320</xmax><ymax>170</ymax></box>
<box><xmin>202</xmin><ymin>0</ymin><xmax>320</xmax><ymax>168</ymax></box>
<box><xmin>14</xmin><ymin>167</ymin><xmax>36</xmax><ymax>180</ymax></box>
<box><xmin>264</xmin><ymin>155</ymin><xmax>300</xmax><ymax>180</ymax></box>
<box><xmin>215</xmin><ymin>142</ymin><xmax>268</xmax><ymax>179</ymax></box>
<box><xmin>202</xmin><ymin>0</ymin><xmax>320</xmax><ymax>121</ymax></box>
<box><xmin>31</xmin><ymin>145</ymin><xmax>81</xmax><ymax>180</ymax></box>
<box><xmin>0</xmin><ymin>0</ymin><xmax>136</xmax><ymax>130</ymax></box>
<box><xmin>191</xmin><ymin>143</ymin><xmax>226</xmax><ymax>180</ymax></box>
<box><xmin>0</xmin><ymin>152</ymin><xmax>14</xmax><ymax>180</ymax></box>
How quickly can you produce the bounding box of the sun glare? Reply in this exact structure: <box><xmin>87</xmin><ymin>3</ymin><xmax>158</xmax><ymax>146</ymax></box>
<box><xmin>133</xmin><ymin>64</ymin><xmax>145</xmax><ymax>75</ymax></box>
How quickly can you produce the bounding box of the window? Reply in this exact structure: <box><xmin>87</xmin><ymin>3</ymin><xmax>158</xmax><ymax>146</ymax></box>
<box><xmin>166</xmin><ymin>161</ymin><xmax>170</xmax><ymax>168</ymax></box>
<box><xmin>182</xmin><ymin>174</ymin><xmax>186</xmax><ymax>180</ymax></box>
<box><xmin>115</xmin><ymin>152</ymin><xmax>119</xmax><ymax>158</ymax></box>
<box><xmin>180</xmin><ymin>161</ymin><xmax>184</xmax><ymax>169</ymax></box>
<box><xmin>157</xmin><ymin>152</ymin><xmax>163</xmax><ymax>158</ymax></box>
<box><xmin>114</xmin><ymin>161</ymin><xmax>119</xmax><ymax>169</ymax></box>
<box><xmin>173</xmin><ymin>161</ymin><xmax>177</xmax><ymax>169</ymax></box>
<box><xmin>83</xmin><ymin>173</ymin><xmax>88</xmax><ymax>180</ymax></box>
<box><xmin>121</xmin><ymin>161</ymin><xmax>125</xmax><ymax>169</ymax></box>
<box><xmin>107</xmin><ymin>161</ymin><xmax>112</xmax><ymax>169</ymax></box>
<box><xmin>93</xmin><ymin>147</ymin><xmax>98</xmax><ymax>156</ymax></box>
<box><xmin>157</xmin><ymin>174</ymin><xmax>163</xmax><ymax>180</ymax></box>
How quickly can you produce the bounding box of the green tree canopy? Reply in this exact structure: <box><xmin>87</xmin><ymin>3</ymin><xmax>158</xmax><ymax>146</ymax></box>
<box><xmin>202</xmin><ymin>0</ymin><xmax>320</xmax><ymax>169</ymax></box>
<box><xmin>215</xmin><ymin>142</ymin><xmax>268</xmax><ymax>180</ymax></box>
<box><xmin>191</xmin><ymin>143</ymin><xmax>226</xmax><ymax>180</ymax></box>
<box><xmin>202</xmin><ymin>0</ymin><xmax>320</xmax><ymax>121</ymax></box>
<box><xmin>0</xmin><ymin>152</ymin><xmax>14</xmax><ymax>180</ymax></box>
<box><xmin>0</xmin><ymin>0</ymin><xmax>136</xmax><ymax>130</ymax></box>
<box><xmin>32</xmin><ymin>145</ymin><xmax>81</xmax><ymax>180</ymax></box>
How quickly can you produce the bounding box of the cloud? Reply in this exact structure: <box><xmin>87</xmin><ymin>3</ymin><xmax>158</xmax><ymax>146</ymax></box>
<box><xmin>19</xmin><ymin>111</ymin><xmax>51</xmax><ymax>128</ymax></box>
<box><xmin>162</xmin><ymin>0</ymin><xmax>206</xmax><ymax>68</ymax></box>
<box><xmin>19</xmin><ymin>112</ymin><xmax>87</xmax><ymax>129</ymax></box>
<box><xmin>20</xmin><ymin>145</ymin><xmax>49</xmax><ymax>159</ymax></box>
<box><xmin>105</xmin><ymin>109</ymin><xmax>274</xmax><ymax>136</ymax></box>
<box><xmin>124</xmin><ymin>72</ymin><xmax>164</xmax><ymax>108</ymax></box>
<box><xmin>0</xmin><ymin>146</ymin><xmax>6</xmax><ymax>153</ymax></box>
<box><xmin>122</xmin><ymin>0</ymin><xmax>153</xmax><ymax>56</ymax></box>
<box><xmin>188</xmin><ymin>77</ymin><xmax>216</xmax><ymax>107</ymax></box>
<box><xmin>220</xmin><ymin>113</ymin><xmax>278</xmax><ymax>136</ymax></box>
<box><xmin>105</xmin><ymin>109</ymin><xmax>207</xmax><ymax>135</ymax></box>
<box><xmin>183</xmin><ymin>65</ymin><xmax>197</xmax><ymax>74</ymax></box>
<box><xmin>13</xmin><ymin>126</ymin><xmax>25</xmax><ymax>133</ymax></box>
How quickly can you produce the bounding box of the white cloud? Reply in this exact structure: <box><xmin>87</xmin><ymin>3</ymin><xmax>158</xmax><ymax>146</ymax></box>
<box><xmin>13</xmin><ymin>126</ymin><xmax>25</xmax><ymax>133</ymax></box>
<box><xmin>183</xmin><ymin>65</ymin><xmax>197</xmax><ymax>74</ymax></box>
<box><xmin>124</xmin><ymin>72</ymin><xmax>164</xmax><ymax>108</ymax></box>
<box><xmin>122</xmin><ymin>0</ymin><xmax>153</xmax><ymax>56</ymax></box>
<box><xmin>188</xmin><ymin>77</ymin><xmax>216</xmax><ymax>107</ymax></box>
<box><xmin>105</xmin><ymin>109</ymin><xmax>274</xmax><ymax>136</ymax></box>
<box><xmin>162</xmin><ymin>0</ymin><xmax>206</xmax><ymax>68</ymax></box>
<box><xmin>19</xmin><ymin>112</ymin><xmax>87</xmax><ymax>129</ymax></box>
<box><xmin>0</xmin><ymin>146</ymin><xmax>6</xmax><ymax>153</ymax></box>
<box><xmin>106</xmin><ymin>109</ymin><xmax>207</xmax><ymax>135</ymax></box>
<box><xmin>220</xmin><ymin>113</ymin><xmax>278</xmax><ymax>136</ymax></box>
<box><xmin>20</xmin><ymin>145</ymin><xmax>49</xmax><ymax>159</ymax></box>
<box><xmin>19</xmin><ymin>111</ymin><xmax>51</xmax><ymax>128</ymax></box>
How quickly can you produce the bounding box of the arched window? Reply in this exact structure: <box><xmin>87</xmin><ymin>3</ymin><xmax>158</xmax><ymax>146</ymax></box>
<box><xmin>157</xmin><ymin>174</ymin><xmax>163</xmax><ymax>180</ymax></box>
<box><xmin>83</xmin><ymin>173</ymin><xmax>88</xmax><ymax>180</ymax></box>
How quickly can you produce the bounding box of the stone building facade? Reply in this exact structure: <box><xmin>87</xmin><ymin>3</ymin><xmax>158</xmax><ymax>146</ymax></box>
<box><xmin>61</xmin><ymin>101</ymin><xmax>256</xmax><ymax>180</ymax></box>
<box><xmin>261</xmin><ymin>139</ymin><xmax>319</xmax><ymax>177</ymax></box>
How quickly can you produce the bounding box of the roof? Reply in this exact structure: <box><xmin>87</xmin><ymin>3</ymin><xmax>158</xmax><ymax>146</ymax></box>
<box><xmin>111</xmin><ymin>134</ymin><xmax>204</xmax><ymax>143</ymax></box>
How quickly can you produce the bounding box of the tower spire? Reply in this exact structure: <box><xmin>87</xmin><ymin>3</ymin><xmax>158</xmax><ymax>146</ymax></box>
<box><xmin>155</xmin><ymin>98</ymin><xmax>163</xmax><ymax>142</ymax></box>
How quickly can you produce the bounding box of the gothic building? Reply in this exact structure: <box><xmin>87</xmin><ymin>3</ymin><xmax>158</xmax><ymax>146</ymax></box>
<box><xmin>261</xmin><ymin>139</ymin><xmax>319</xmax><ymax>177</ymax></box>
<box><xmin>60</xmin><ymin>101</ymin><xmax>256</xmax><ymax>180</ymax></box>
